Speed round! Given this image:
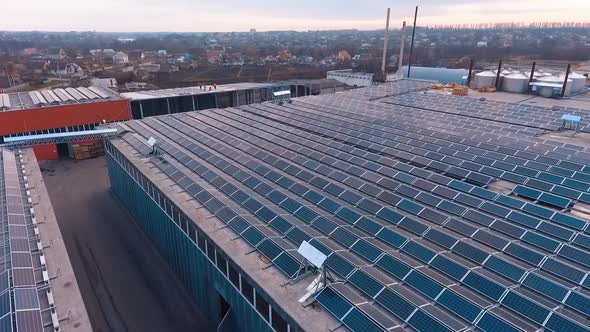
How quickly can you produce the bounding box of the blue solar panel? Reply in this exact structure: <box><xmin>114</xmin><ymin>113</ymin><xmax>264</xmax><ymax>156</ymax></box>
<box><xmin>544</xmin><ymin>311</ymin><xmax>588</xmax><ymax>332</ymax></box>
<box><xmin>476</xmin><ymin>313</ymin><xmax>519</xmax><ymax>332</ymax></box>
<box><xmin>316</xmin><ymin>287</ymin><xmax>353</xmax><ymax>319</ymax></box>
<box><xmin>269</xmin><ymin>216</ymin><xmax>293</xmax><ymax>234</ymax></box>
<box><xmin>273</xmin><ymin>253</ymin><xmax>301</xmax><ymax>278</ymax></box>
<box><xmin>376</xmin><ymin>254</ymin><xmax>411</xmax><ymax>280</ymax></box>
<box><xmin>336</xmin><ymin>207</ymin><xmax>362</xmax><ymax>224</ymax></box>
<box><xmin>397</xmin><ymin>199</ymin><xmax>423</xmax><ymax>214</ymax></box>
<box><xmin>523</xmin><ymin>273</ymin><xmax>567</xmax><ymax>302</ymax></box>
<box><xmin>501</xmin><ymin>291</ymin><xmax>550</xmax><ymax>324</ymax></box>
<box><xmin>521</xmin><ymin>231</ymin><xmax>560</xmax><ymax>252</ymax></box>
<box><xmin>351</xmin><ymin>240</ymin><xmax>381</xmax><ymax>262</ymax></box>
<box><xmin>375</xmin><ymin>288</ymin><xmax>415</xmax><ymax>320</ymax></box>
<box><xmin>463</xmin><ymin>272</ymin><xmax>505</xmax><ymax>301</ymax></box>
<box><xmin>375</xmin><ymin>228</ymin><xmax>406</xmax><ymax>248</ymax></box>
<box><xmin>402</xmin><ymin>241</ymin><xmax>436</xmax><ymax>263</ymax></box>
<box><xmin>404</xmin><ymin>270</ymin><xmax>443</xmax><ymax>299</ymax></box>
<box><xmin>453</xmin><ymin>242</ymin><xmax>488</xmax><ymax>264</ymax></box>
<box><xmin>505</xmin><ymin>243</ymin><xmax>544</xmax><ymax>266</ymax></box>
<box><xmin>242</xmin><ymin>227</ymin><xmax>265</xmax><ymax>246</ymax></box>
<box><xmin>348</xmin><ymin>270</ymin><xmax>383</xmax><ymax>298</ymax></box>
<box><xmin>326</xmin><ymin>254</ymin><xmax>356</xmax><ymax>278</ymax></box>
<box><xmin>342</xmin><ymin>308</ymin><xmax>384</xmax><ymax>332</ymax></box>
<box><xmin>437</xmin><ymin>290</ymin><xmax>481</xmax><ymax>323</ymax></box>
<box><xmin>484</xmin><ymin>256</ymin><xmax>525</xmax><ymax>282</ymax></box>
<box><xmin>407</xmin><ymin>309</ymin><xmax>452</xmax><ymax>332</ymax></box>
<box><xmin>542</xmin><ymin>258</ymin><xmax>585</xmax><ymax>283</ymax></box>
<box><xmin>398</xmin><ymin>217</ymin><xmax>428</xmax><ymax>235</ymax></box>
<box><xmin>430</xmin><ymin>255</ymin><xmax>468</xmax><ymax>280</ymax></box>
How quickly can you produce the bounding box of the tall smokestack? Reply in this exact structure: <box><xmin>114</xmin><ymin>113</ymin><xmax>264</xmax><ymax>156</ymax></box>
<box><xmin>407</xmin><ymin>6</ymin><xmax>418</xmax><ymax>78</ymax></box>
<box><xmin>398</xmin><ymin>21</ymin><xmax>406</xmax><ymax>77</ymax></box>
<box><xmin>381</xmin><ymin>8</ymin><xmax>391</xmax><ymax>75</ymax></box>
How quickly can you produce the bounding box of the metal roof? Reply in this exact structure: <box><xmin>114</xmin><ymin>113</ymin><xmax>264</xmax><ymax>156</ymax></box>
<box><xmin>120</xmin><ymin>82</ymin><xmax>279</xmax><ymax>101</ymax></box>
<box><xmin>108</xmin><ymin>79</ymin><xmax>590</xmax><ymax>332</ymax></box>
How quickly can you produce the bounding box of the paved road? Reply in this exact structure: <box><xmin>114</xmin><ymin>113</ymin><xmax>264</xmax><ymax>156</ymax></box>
<box><xmin>41</xmin><ymin>157</ymin><xmax>214</xmax><ymax>332</ymax></box>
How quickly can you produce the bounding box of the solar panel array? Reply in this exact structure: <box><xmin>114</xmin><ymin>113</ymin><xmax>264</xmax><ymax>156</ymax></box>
<box><xmin>0</xmin><ymin>149</ymin><xmax>54</xmax><ymax>332</ymax></box>
<box><xmin>384</xmin><ymin>92</ymin><xmax>590</xmax><ymax>134</ymax></box>
<box><xmin>2</xmin><ymin>86</ymin><xmax>116</xmax><ymax>112</ymax></box>
<box><xmin>334</xmin><ymin>79</ymin><xmax>434</xmax><ymax>101</ymax></box>
<box><xmin>111</xmin><ymin>80</ymin><xmax>590</xmax><ymax>332</ymax></box>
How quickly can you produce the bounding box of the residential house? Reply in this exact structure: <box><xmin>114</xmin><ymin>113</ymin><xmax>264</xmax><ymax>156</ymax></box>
<box><xmin>113</xmin><ymin>52</ymin><xmax>129</xmax><ymax>64</ymax></box>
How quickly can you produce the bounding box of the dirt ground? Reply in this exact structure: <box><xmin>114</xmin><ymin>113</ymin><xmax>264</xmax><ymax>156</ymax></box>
<box><xmin>41</xmin><ymin>156</ymin><xmax>214</xmax><ymax>332</ymax></box>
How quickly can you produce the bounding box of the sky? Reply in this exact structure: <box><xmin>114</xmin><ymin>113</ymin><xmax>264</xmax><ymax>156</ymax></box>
<box><xmin>2</xmin><ymin>0</ymin><xmax>590</xmax><ymax>32</ymax></box>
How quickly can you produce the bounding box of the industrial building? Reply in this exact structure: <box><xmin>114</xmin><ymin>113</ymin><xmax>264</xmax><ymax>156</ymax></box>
<box><xmin>0</xmin><ymin>87</ymin><xmax>131</xmax><ymax>160</ymax></box>
<box><xmin>104</xmin><ymin>79</ymin><xmax>590</xmax><ymax>331</ymax></box>
<box><xmin>0</xmin><ymin>147</ymin><xmax>91</xmax><ymax>331</ymax></box>
<box><xmin>122</xmin><ymin>81</ymin><xmax>350</xmax><ymax>120</ymax></box>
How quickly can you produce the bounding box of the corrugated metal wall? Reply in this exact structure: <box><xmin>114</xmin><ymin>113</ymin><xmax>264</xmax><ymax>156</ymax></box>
<box><xmin>0</xmin><ymin>100</ymin><xmax>131</xmax><ymax>136</ymax></box>
<box><xmin>106</xmin><ymin>153</ymin><xmax>276</xmax><ymax>332</ymax></box>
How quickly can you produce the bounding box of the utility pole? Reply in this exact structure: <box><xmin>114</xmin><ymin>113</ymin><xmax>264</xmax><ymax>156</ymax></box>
<box><xmin>407</xmin><ymin>6</ymin><xmax>418</xmax><ymax>78</ymax></box>
<box><xmin>398</xmin><ymin>21</ymin><xmax>406</xmax><ymax>77</ymax></box>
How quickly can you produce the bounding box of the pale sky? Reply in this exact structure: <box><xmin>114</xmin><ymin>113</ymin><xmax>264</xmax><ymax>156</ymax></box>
<box><xmin>1</xmin><ymin>0</ymin><xmax>589</xmax><ymax>32</ymax></box>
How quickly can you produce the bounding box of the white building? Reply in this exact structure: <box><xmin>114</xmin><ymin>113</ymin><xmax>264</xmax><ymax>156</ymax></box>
<box><xmin>91</xmin><ymin>78</ymin><xmax>118</xmax><ymax>89</ymax></box>
<box><xmin>327</xmin><ymin>69</ymin><xmax>374</xmax><ymax>87</ymax></box>
<box><xmin>139</xmin><ymin>63</ymin><xmax>161</xmax><ymax>73</ymax></box>
<box><xmin>102</xmin><ymin>49</ymin><xmax>115</xmax><ymax>57</ymax></box>
<box><xmin>112</xmin><ymin>52</ymin><xmax>129</xmax><ymax>64</ymax></box>
<box><xmin>157</xmin><ymin>50</ymin><xmax>167</xmax><ymax>56</ymax></box>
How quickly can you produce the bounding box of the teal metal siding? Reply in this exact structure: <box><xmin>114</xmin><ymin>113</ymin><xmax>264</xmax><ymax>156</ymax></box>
<box><xmin>106</xmin><ymin>152</ymin><xmax>279</xmax><ymax>332</ymax></box>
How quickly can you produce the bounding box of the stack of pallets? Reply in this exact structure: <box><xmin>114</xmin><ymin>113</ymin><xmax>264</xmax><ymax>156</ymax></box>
<box><xmin>73</xmin><ymin>141</ymin><xmax>104</xmax><ymax>160</ymax></box>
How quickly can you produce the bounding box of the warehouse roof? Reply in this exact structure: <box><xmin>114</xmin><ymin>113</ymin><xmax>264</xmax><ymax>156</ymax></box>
<box><xmin>0</xmin><ymin>148</ymin><xmax>90</xmax><ymax>331</ymax></box>
<box><xmin>0</xmin><ymin>86</ymin><xmax>121</xmax><ymax>112</ymax></box>
<box><xmin>107</xmin><ymin>79</ymin><xmax>590</xmax><ymax>332</ymax></box>
<box><xmin>120</xmin><ymin>82</ymin><xmax>280</xmax><ymax>101</ymax></box>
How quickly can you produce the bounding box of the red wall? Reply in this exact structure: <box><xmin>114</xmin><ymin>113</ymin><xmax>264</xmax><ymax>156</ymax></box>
<box><xmin>0</xmin><ymin>99</ymin><xmax>131</xmax><ymax>136</ymax></box>
<box><xmin>33</xmin><ymin>144</ymin><xmax>58</xmax><ymax>160</ymax></box>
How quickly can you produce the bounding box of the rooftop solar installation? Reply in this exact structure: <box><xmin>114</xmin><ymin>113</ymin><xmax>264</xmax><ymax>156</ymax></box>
<box><xmin>0</xmin><ymin>149</ymin><xmax>48</xmax><ymax>332</ymax></box>
<box><xmin>384</xmin><ymin>92</ymin><xmax>590</xmax><ymax>134</ymax></box>
<box><xmin>108</xmin><ymin>79</ymin><xmax>590</xmax><ymax>332</ymax></box>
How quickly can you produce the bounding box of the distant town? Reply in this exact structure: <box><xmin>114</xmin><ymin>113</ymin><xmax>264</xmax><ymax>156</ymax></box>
<box><xmin>1</xmin><ymin>26</ymin><xmax>589</xmax><ymax>92</ymax></box>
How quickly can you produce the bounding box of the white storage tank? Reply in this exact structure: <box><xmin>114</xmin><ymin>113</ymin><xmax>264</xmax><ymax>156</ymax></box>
<box><xmin>537</xmin><ymin>75</ymin><xmax>572</xmax><ymax>97</ymax></box>
<box><xmin>503</xmin><ymin>73</ymin><xmax>529</xmax><ymax>93</ymax></box>
<box><xmin>474</xmin><ymin>71</ymin><xmax>499</xmax><ymax>89</ymax></box>
<box><xmin>539</xmin><ymin>70</ymin><xmax>553</xmax><ymax>77</ymax></box>
<box><xmin>567</xmin><ymin>72</ymin><xmax>587</xmax><ymax>93</ymax></box>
